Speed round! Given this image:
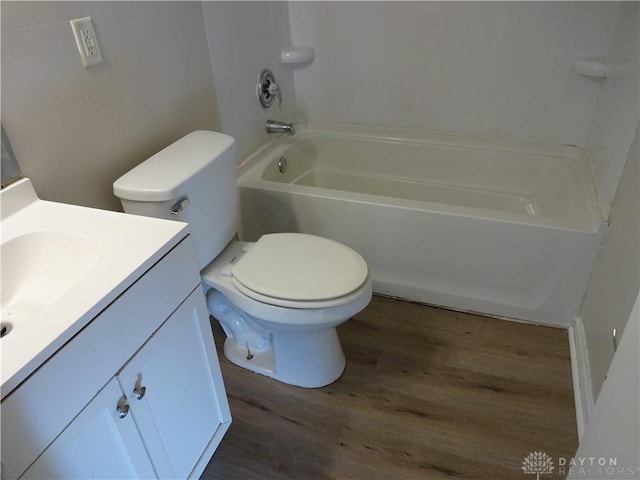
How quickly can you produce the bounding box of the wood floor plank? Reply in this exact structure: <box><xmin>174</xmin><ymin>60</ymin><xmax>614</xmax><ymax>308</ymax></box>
<box><xmin>201</xmin><ymin>295</ymin><xmax>577</xmax><ymax>479</ymax></box>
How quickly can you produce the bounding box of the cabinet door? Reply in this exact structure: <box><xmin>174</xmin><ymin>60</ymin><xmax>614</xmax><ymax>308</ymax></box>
<box><xmin>21</xmin><ymin>378</ymin><xmax>156</xmax><ymax>480</ymax></box>
<box><xmin>117</xmin><ymin>289</ymin><xmax>231</xmax><ymax>479</ymax></box>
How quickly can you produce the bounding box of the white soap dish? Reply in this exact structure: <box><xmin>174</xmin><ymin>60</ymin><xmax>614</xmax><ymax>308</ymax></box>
<box><xmin>573</xmin><ymin>56</ymin><xmax>611</xmax><ymax>78</ymax></box>
<box><xmin>281</xmin><ymin>46</ymin><xmax>315</xmax><ymax>65</ymax></box>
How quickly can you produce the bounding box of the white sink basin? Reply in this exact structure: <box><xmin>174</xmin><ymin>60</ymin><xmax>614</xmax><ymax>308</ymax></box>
<box><xmin>1</xmin><ymin>231</ymin><xmax>101</xmax><ymax>332</ymax></box>
<box><xmin>1</xmin><ymin>178</ymin><xmax>189</xmax><ymax>397</ymax></box>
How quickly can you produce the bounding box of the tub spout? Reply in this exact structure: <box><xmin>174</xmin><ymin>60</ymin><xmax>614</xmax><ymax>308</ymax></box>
<box><xmin>266</xmin><ymin>119</ymin><xmax>295</xmax><ymax>136</ymax></box>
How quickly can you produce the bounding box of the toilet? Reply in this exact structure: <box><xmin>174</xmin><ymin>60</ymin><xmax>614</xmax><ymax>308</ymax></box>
<box><xmin>113</xmin><ymin>131</ymin><xmax>372</xmax><ymax>387</ymax></box>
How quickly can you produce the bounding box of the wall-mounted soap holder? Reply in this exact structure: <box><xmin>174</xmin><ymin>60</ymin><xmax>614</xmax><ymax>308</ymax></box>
<box><xmin>573</xmin><ymin>56</ymin><xmax>611</xmax><ymax>79</ymax></box>
<box><xmin>281</xmin><ymin>46</ymin><xmax>315</xmax><ymax>65</ymax></box>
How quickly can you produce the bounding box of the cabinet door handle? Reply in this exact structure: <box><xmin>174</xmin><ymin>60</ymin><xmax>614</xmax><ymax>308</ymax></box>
<box><xmin>134</xmin><ymin>385</ymin><xmax>147</xmax><ymax>400</ymax></box>
<box><xmin>612</xmin><ymin>328</ymin><xmax>618</xmax><ymax>352</ymax></box>
<box><xmin>117</xmin><ymin>403</ymin><xmax>130</xmax><ymax>419</ymax></box>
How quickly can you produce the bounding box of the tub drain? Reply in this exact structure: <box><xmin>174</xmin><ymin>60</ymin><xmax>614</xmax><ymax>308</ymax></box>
<box><xmin>278</xmin><ymin>156</ymin><xmax>288</xmax><ymax>174</ymax></box>
<box><xmin>1</xmin><ymin>323</ymin><xmax>12</xmax><ymax>338</ymax></box>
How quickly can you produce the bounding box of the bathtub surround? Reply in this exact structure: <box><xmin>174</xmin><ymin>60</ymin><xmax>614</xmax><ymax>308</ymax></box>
<box><xmin>1</xmin><ymin>1</ymin><xmax>220</xmax><ymax>211</ymax></box>
<box><xmin>584</xmin><ymin>1</ymin><xmax>640</xmax><ymax>217</ymax></box>
<box><xmin>201</xmin><ymin>1</ymin><xmax>296</xmax><ymax>162</ymax></box>
<box><xmin>290</xmin><ymin>2</ymin><xmax>614</xmax><ymax>145</ymax></box>
<box><xmin>289</xmin><ymin>2</ymin><xmax>638</xmax><ymax>221</ymax></box>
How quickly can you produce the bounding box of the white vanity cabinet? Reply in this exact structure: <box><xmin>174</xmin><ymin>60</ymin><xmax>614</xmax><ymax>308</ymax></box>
<box><xmin>20</xmin><ymin>377</ymin><xmax>157</xmax><ymax>479</ymax></box>
<box><xmin>1</xmin><ymin>237</ymin><xmax>231</xmax><ymax>479</ymax></box>
<box><xmin>115</xmin><ymin>288</ymin><xmax>231</xmax><ymax>479</ymax></box>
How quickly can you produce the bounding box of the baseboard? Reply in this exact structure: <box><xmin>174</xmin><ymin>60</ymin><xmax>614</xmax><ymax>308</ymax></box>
<box><xmin>568</xmin><ymin>316</ymin><xmax>594</xmax><ymax>441</ymax></box>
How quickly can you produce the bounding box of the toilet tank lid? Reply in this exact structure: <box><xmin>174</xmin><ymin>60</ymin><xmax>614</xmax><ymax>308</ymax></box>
<box><xmin>113</xmin><ymin>131</ymin><xmax>235</xmax><ymax>202</ymax></box>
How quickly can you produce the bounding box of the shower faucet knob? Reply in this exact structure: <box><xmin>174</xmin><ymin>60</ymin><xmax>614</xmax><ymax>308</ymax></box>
<box><xmin>257</xmin><ymin>69</ymin><xmax>282</xmax><ymax>108</ymax></box>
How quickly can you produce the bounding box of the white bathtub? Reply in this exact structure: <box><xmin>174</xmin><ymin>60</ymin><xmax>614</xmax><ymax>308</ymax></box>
<box><xmin>237</xmin><ymin>126</ymin><xmax>605</xmax><ymax>326</ymax></box>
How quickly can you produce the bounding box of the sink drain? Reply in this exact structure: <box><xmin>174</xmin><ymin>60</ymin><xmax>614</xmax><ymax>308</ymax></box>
<box><xmin>1</xmin><ymin>323</ymin><xmax>12</xmax><ymax>338</ymax></box>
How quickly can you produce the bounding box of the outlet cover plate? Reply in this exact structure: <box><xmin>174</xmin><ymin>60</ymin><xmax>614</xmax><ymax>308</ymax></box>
<box><xmin>70</xmin><ymin>17</ymin><xmax>103</xmax><ymax>68</ymax></box>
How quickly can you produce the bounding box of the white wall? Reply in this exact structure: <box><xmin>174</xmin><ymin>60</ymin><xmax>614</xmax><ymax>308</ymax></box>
<box><xmin>578</xmin><ymin>2</ymin><xmax>639</xmax><ymax>401</ymax></box>
<box><xmin>201</xmin><ymin>1</ymin><xmax>295</xmax><ymax>162</ymax></box>
<box><xmin>1</xmin><ymin>1</ymin><xmax>220</xmax><ymax>211</ymax></box>
<box><xmin>586</xmin><ymin>2</ymin><xmax>639</xmax><ymax>217</ymax></box>
<box><xmin>580</xmin><ymin>125</ymin><xmax>639</xmax><ymax>399</ymax></box>
<box><xmin>290</xmin><ymin>2</ymin><xmax>616</xmax><ymax>147</ymax></box>
<box><xmin>568</xmin><ymin>295</ymin><xmax>639</xmax><ymax>479</ymax></box>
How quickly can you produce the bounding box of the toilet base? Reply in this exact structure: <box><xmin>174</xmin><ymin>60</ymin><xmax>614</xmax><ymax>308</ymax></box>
<box><xmin>223</xmin><ymin>328</ymin><xmax>346</xmax><ymax>388</ymax></box>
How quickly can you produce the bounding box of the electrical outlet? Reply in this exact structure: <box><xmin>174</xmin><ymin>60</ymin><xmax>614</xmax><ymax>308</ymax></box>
<box><xmin>70</xmin><ymin>17</ymin><xmax>103</xmax><ymax>68</ymax></box>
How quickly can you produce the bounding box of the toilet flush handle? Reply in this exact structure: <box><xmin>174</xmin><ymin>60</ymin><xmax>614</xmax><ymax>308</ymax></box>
<box><xmin>170</xmin><ymin>196</ymin><xmax>190</xmax><ymax>215</ymax></box>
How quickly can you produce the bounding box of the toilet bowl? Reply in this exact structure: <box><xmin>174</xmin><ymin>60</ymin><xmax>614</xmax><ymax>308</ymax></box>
<box><xmin>201</xmin><ymin>235</ymin><xmax>372</xmax><ymax>387</ymax></box>
<box><xmin>113</xmin><ymin>131</ymin><xmax>372</xmax><ymax>387</ymax></box>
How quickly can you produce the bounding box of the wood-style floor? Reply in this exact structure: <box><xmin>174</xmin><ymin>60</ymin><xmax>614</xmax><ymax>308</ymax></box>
<box><xmin>202</xmin><ymin>295</ymin><xmax>577</xmax><ymax>480</ymax></box>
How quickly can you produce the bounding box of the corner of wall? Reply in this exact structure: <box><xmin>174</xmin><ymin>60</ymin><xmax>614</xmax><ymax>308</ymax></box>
<box><xmin>586</xmin><ymin>1</ymin><xmax>639</xmax><ymax>219</ymax></box>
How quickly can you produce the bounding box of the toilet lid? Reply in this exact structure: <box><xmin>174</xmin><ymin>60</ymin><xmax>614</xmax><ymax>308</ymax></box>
<box><xmin>231</xmin><ymin>233</ymin><xmax>368</xmax><ymax>304</ymax></box>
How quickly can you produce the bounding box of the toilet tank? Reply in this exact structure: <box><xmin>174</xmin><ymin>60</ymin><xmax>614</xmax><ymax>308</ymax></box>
<box><xmin>113</xmin><ymin>131</ymin><xmax>237</xmax><ymax>270</ymax></box>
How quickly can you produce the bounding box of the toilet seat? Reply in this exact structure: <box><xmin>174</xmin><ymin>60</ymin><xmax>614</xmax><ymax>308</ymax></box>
<box><xmin>231</xmin><ymin>233</ymin><xmax>368</xmax><ymax>308</ymax></box>
<box><xmin>201</xmin><ymin>239</ymin><xmax>373</xmax><ymax>327</ymax></box>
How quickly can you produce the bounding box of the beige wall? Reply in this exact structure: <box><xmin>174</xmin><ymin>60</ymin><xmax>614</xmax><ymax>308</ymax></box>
<box><xmin>1</xmin><ymin>1</ymin><xmax>220</xmax><ymax>211</ymax></box>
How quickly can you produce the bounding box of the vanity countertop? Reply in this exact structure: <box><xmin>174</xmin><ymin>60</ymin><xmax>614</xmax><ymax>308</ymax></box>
<box><xmin>1</xmin><ymin>179</ymin><xmax>189</xmax><ymax>398</ymax></box>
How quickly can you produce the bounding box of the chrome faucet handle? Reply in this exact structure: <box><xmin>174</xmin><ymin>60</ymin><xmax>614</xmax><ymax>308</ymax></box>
<box><xmin>257</xmin><ymin>69</ymin><xmax>282</xmax><ymax>108</ymax></box>
<box><xmin>268</xmin><ymin>82</ymin><xmax>282</xmax><ymax>106</ymax></box>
